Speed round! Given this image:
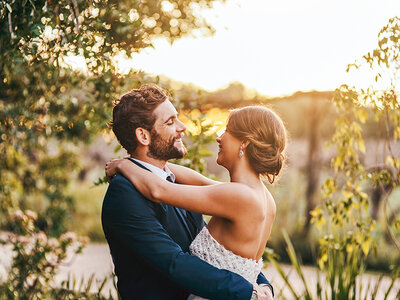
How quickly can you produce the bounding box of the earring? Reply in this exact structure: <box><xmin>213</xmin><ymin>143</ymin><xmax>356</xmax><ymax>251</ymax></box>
<box><xmin>239</xmin><ymin>146</ymin><xmax>244</xmax><ymax>158</ymax></box>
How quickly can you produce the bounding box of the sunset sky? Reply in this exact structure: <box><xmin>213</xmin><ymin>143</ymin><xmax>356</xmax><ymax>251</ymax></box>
<box><xmin>122</xmin><ymin>0</ymin><xmax>400</xmax><ymax>97</ymax></box>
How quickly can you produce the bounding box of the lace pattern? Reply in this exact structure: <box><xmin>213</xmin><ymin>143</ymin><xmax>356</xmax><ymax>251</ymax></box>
<box><xmin>189</xmin><ymin>227</ymin><xmax>263</xmax><ymax>283</ymax></box>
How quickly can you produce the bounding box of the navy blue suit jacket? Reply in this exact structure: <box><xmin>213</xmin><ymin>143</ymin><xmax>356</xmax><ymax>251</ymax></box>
<box><xmin>101</xmin><ymin>160</ymin><xmax>271</xmax><ymax>299</ymax></box>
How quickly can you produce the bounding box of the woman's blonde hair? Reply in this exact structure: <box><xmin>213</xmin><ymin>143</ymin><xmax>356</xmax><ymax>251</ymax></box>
<box><xmin>226</xmin><ymin>106</ymin><xmax>287</xmax><ymax>183</ymax></box>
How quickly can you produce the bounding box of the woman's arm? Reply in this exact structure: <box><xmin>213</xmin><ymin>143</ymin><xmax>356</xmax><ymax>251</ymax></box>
<box><xmin>166</xmin><ymin>163</ymin><xmax>220</xmax><ymax>186</ymax></box>
<box><xmin>103</xmin><ymin>175</ymin><xmax>257</xmax><ymax>299</ymax></box>
<box><xmin>105</xmin><ymin>159</ymin><xmax>257</xmax><ymax>220</ymax></box>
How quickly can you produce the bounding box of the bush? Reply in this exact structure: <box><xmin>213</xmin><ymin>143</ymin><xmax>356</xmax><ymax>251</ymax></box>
<box><xmin>0</xmin><ymin>209</ymin><xmax>116</xmax><ymax>299</ymax></box>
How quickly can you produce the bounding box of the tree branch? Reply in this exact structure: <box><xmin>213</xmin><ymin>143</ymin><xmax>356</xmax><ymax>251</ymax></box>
<box><xmin>8</xmin><ymin>12</ymin><xmax>15</xmax><ymax>39</ymax></box>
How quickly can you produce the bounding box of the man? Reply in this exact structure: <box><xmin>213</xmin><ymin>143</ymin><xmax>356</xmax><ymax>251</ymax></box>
<box><xmin>101</xmin><ymin>84</ymin><xmax>274</xmax><ymax>299</ymax></box>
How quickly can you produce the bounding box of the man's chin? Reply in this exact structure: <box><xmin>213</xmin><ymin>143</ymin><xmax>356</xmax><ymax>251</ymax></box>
<box><xmin>175</xmin><ymin>142</ymin><xmax>186</xmax><ymax>152</ymax></box>
<box><xmin>175</xmin><ymin>147</ymin><xmax>187</xmax><ymax>159</ymax></box>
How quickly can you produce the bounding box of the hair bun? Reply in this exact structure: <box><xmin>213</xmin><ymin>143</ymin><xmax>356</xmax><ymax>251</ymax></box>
<box><xmin>226</xmin><ymin>106</ymin><xmax>287</xmax><ymax>184</ymax></box>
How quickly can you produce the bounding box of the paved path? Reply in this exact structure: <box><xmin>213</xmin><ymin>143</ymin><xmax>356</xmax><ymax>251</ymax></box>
<box><xmin>1</xmin><ymin>244</ymin><xmax>399</xmax><ymax>299</ymax></box>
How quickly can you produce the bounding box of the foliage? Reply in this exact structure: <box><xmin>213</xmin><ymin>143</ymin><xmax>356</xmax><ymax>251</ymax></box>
<box><xmin>174</xmin><ymin>112</ymin><xmax>218</xmax><ymax>175</ymax></box>
<box><xmin>311</xmin><ymin>16</ymin><xmax>400</xmax><ymax>299</ymax></box>
<box><xmin>0</xmin><ymin>0</ymin><xmax>223</xmax><ymax>234</ymax></box>
<box><xmin>264</xmin><ymin>16</ymin><xmax>400</xmax><ymax>300</ymax></box>
<box><xmin>51</xmin><ymin>273</ymin><xmax>118</xmax><ymax>300</ymax></box>
<box><xmin>0</xmin><ymin>209</ymin><xmax>90</xmax><ymax>299</ymax></box>
<box><xmin>311</xmin><ymin>14</ymin><xmax>400</xmax><ymax>270</ymax></box>
<box><xmin>264</xmin><ymin>232</ymin><xmax>400</xmax><ymax>300</ymax></box>
<box><xmin>0</xmin><ymin>0</ymin><xmax>223</xmax><ymax>296</ymax></box>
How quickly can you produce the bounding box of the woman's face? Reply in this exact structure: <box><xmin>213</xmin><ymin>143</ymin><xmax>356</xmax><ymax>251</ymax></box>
<box><xmin>216</xmin><ymin>129</ymin><xmax>242</xmax><ymax>169</ymax></box>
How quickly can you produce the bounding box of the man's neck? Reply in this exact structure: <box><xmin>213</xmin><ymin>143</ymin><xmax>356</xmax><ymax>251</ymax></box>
<box><xmin>130</xmin><ymin>153</ymin><xmax>167</xmax><ymax>170</ymax></box>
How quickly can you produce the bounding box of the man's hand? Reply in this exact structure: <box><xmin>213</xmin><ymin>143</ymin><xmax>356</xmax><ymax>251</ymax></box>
<box><xmin>253</xmin><ymin>284</ymin><xmax>274</xmax><ymax>300</ymax></box>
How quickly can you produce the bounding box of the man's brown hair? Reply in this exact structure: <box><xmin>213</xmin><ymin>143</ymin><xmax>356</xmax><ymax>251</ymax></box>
<box><xmin>110</xmin><ymin>84</ymin><xmax>170</xmax><ymax>154</ymax></box>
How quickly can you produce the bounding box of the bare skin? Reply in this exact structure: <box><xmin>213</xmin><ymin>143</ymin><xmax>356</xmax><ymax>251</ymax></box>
<box><xmin>106</xmin><ymin>131</ymin><xmax>276</xmax><ymax>261</ymax></box>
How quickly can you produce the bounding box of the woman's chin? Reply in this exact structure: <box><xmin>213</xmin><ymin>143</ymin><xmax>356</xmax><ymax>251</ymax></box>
<box><xmin>216</xmin><ymin>155</ymin><xmax>223</xmax><ymax>166</ymax></box>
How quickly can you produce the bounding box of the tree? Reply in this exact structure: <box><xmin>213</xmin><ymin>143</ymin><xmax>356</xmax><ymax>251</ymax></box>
<box><xmin>303</xmin><ymin>94</ymin><xmax>331</xmax><ymax>235</ymax></box>
<box><xmin>0</xmin><ymin>0</ymin><xmax>223</xmax><ymax>234</ymax></box>
<box><xmin>0</xmin><ymin>0</ymin><xmax>225</xmax><ymax>297</ymax></box>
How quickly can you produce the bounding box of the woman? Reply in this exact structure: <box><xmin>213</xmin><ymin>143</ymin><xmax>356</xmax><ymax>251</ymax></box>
<box><xmin>106</xmin><ymin>106</ymin><xmax>286</xmax><ymax>298</ymax></box>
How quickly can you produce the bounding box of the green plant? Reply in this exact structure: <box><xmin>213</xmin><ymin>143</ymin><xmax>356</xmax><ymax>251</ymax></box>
<box><xmin>265</xmin><ymin>17</ymin><xmax>400</xmax><ymax>300</ymax></box>
<box><xmin>310</xmin><ymin>17</ymin><xmax>400</xmax><ymax>296</ymax></box>
<box><xmin>264</xmin><ymin>231</ymin><xmax>400</xmax><ymax>300</ymax></box>
<box><xmin>174</xmin><ymin>112</ymin><xmax>217</xmax><ymax>175</ymax></box>
<box><xmin>52</xmin><ymin>272</ymin><xmax>119</xmax><ymax>300</ymax></box>
<box><xmin>0</xmin><ymin>210</ymin><xmax>87</xmax><ymax>299</ymax></box>
<box><xmin>0</xmin><ymin>0</ymin><xmax>224</xmax><ymax>236</ymax></box>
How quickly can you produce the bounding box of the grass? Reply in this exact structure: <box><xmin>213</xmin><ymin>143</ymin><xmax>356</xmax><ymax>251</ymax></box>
<box><xmin>69</xmin><ymin>182</ymin><xmax>108</xmax><ymax>242</ymax></box>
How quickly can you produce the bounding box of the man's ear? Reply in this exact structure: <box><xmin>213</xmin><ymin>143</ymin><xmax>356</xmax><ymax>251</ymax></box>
<box><xmin>135</xmin><ymin>127</ymin><xmax>151</xmax><ymax>146</ymax></box>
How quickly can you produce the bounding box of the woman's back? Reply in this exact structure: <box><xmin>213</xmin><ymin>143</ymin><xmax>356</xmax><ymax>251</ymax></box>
<box><xmin>205</xmin><ymin>184</ymin><xmax>276</xmax><ymax>261</ymax></box>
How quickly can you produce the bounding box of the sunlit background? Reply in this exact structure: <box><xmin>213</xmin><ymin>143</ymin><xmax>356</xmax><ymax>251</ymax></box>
<box><xmin>65</xmin><ymin>0</ymin><xmax>400</xmax><ymax>96</ymax></box>
<box><xmin>120</xmin><ymin>0</ymin><xmax>400</xmax><ymax>96</ymax></box>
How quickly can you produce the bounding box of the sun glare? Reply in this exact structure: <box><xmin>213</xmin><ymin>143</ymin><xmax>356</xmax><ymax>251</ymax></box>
<box><xmin>178</xmin><ymin>108</ymin><xmax>229</xmax><ymax>136</ymax></box>
<box><xmin>63</xmin><ymin>54</ymin><xmax>87</xmax><ymax>74</ymax></box>
<box><xmin>63</xmin><ymin>0</ymin><xmax>400</xmax><ymax>98</ymax></box>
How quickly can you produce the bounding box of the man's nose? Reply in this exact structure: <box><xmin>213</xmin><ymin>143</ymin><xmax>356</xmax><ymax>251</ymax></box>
<box><xmin>176</xmin><ymin>118</ymin><xmax>186</xmax><ymax>132</ymax></box>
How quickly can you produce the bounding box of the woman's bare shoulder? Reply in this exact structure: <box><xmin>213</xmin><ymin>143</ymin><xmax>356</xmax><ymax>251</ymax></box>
<box><xmin>218</xmin><ymin>182</ymin><xmax>265</xmax><ymax>218</ymax></box>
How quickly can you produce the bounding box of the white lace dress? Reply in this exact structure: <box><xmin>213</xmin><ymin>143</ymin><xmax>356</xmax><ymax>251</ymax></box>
<box><xmin>187</xmin><ymin>226</ymin><xmax>263</xmax><ymax>300</ymax></box>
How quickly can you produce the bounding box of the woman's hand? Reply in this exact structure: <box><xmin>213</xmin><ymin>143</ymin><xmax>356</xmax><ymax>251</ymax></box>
<box><xmin>105</xmin><ymin>159</ymin><xmax>125</xmax><ymax>182</ymax></box>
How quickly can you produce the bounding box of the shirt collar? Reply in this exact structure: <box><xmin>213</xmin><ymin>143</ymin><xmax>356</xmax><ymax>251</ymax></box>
<box><xmin>131</xmin><ymin>158</ymin><xmax>175</xmax><ymax>182</ymax></box>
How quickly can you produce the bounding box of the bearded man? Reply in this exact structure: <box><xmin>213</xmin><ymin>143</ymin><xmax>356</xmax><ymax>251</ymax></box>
<box><xmin>101</xmin><ymin>84</ymin><xmax>274</xmax><ymax>299</ymax></box>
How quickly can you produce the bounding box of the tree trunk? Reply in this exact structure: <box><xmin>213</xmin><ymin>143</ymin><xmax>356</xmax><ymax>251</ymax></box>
<box><xmin>303</xmin><ymin>98</ymin><xmax>325</xmax><ymax>235</ymax></box>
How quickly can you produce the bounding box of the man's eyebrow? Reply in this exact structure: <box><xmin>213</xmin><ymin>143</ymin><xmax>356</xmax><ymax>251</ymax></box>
<box><xmin>163</xmin><ymin>115</ymin><xmax>176</xmax><ymax>123</ymax></box>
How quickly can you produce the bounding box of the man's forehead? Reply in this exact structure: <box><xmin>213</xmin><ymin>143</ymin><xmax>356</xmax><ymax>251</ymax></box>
<box><xmin>154</xmin><ymin>99</ymin><xmax>177</xmax><ymax>120</ymax></box>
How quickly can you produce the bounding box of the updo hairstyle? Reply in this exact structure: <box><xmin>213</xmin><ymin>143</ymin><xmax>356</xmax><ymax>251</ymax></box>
<box><xmin>226</xmin><ymin>106</ymin><xmax>287</xmax><ymax>183</ymax></box>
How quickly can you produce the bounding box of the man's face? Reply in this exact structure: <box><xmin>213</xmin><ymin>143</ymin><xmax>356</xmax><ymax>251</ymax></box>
<box><xmin>147</xmin><ymin>100</ymin><xmax>187</xmax><ymax>161</ymax></box>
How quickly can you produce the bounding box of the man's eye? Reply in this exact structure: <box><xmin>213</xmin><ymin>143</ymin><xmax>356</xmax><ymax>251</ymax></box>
<box><xmin>167</xmin><ymin>120</ymin><xmax>174</xmax><ymax>125</ymax></box>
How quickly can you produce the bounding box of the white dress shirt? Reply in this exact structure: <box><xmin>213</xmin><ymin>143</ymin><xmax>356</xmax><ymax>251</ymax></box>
<box><xmin>131</xmin><ymin>158</ymin><xmax>175</xmax><ymax>182</ymax></box>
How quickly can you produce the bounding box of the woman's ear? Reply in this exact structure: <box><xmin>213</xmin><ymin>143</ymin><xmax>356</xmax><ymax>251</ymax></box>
<box><xmin>135</xmin><ymin>127</ymin><xmax>151</xmax><ymax>146</ymax></box>
<box><xmin>241</xmin><ymin>140</ymin><xmax>250</xmax><ymax>150</ymax></box>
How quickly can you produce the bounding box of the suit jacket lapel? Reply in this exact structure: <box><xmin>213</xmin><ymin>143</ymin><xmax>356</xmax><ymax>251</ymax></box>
<box><xmin>127</xmin><ymin>158</ymin><xmax>193</xmax><ymax>238</ymax></box>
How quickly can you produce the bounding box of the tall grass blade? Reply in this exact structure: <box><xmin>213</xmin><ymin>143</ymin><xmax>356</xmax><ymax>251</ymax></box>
<box><xmin>72</xmin><ymin>273</ymin><xmax>77</xmax><ymax>289</ymax></box>
<box><xmin>85</xmin><ymin>273</ymin><xmax>95</xmax><ymax>293</ymax></box>
<box><xmin>97</xmin><ymin>276</ymin><xmax>108</xmax><ymax>295</ymax></box>
<box><xmin>371</xmin><ymin>274</ymin><xmax>383</xmax><ymax>299</ymax></box>
<box><xmin>266</xmin><ymin>252</ymin><xmax>301</xmax><ymax>299</ymax></box>
<box><xmin>384</xmin><ymin>267</ymin><xmax>400</xmax><ymax>300</ymax></box>
<box><xmin>282</xmin><ymin>230</ymin><xmax>313</xmax><ymax>300</ymax></box>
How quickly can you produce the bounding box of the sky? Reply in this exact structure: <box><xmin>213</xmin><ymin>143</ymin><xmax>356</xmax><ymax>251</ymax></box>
<box><xmin>123</xmin><ymin>0</ymin><xmax>400</xmax><ymax>97</ymax></box>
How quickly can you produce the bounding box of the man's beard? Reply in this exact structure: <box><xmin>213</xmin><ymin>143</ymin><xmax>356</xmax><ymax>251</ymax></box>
<box><xmin>147</xmin><ymin>129</ymin><xmax>186</xmax><ymax>161</ymax></box>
